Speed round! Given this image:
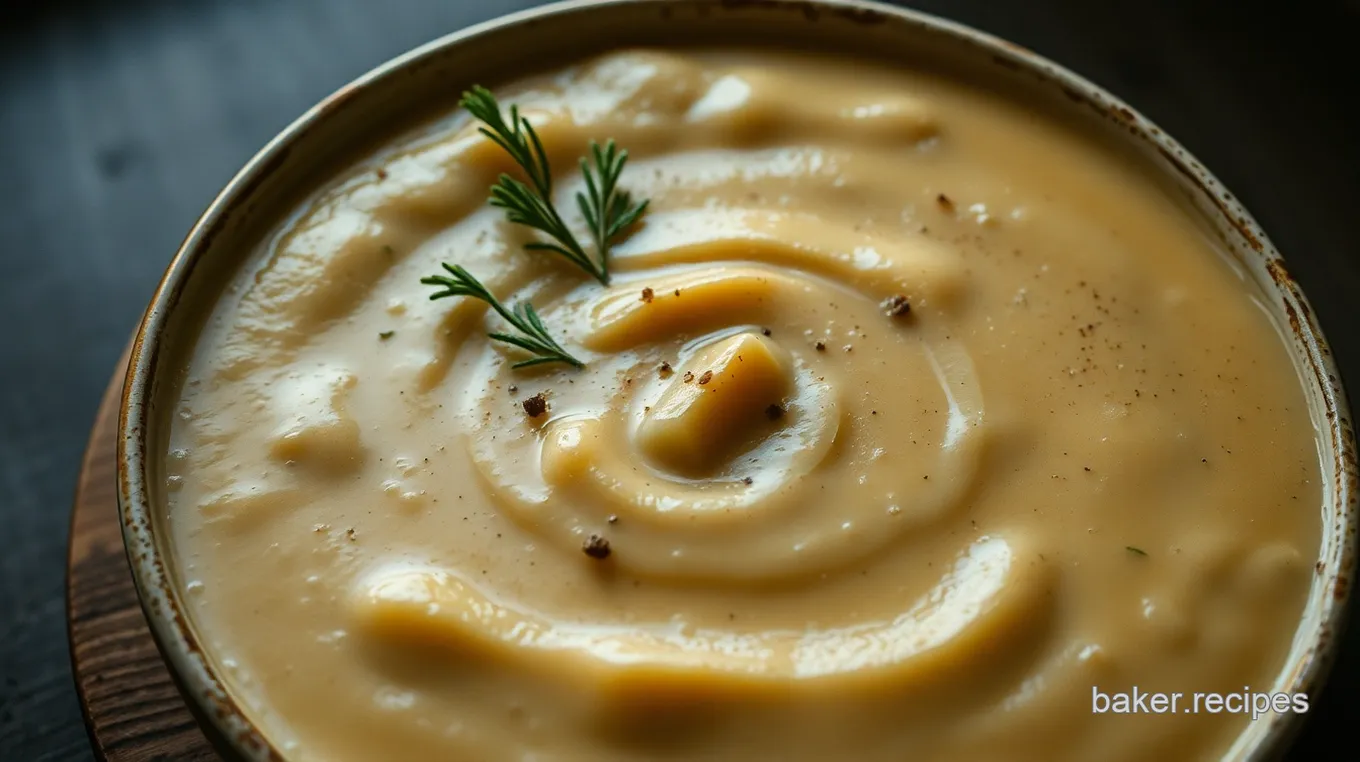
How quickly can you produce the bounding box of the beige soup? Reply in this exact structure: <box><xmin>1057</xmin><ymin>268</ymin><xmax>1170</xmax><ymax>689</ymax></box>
<box><xmin>166</xmin><ymin>49</ymin><xmax>1321</xmax><ymax>762</ymax></box>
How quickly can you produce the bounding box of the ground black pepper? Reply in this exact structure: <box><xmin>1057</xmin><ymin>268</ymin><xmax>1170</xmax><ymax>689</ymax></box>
<box><xmin>522</xmin><ymin>393</ymin><xmax>548</xmax><ymax>418</ymax></box>
<box><xmin>881</xmin><ymin>294</ymin><xmax>911</xmax><ymax>317</ymax></box>
<box><xmin>583</xmin><ymin>535</ymin><xmax>611</xmax><ymax>559</ymax></box>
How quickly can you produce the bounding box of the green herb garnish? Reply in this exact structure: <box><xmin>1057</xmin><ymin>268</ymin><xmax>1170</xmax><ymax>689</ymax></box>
<box><xmin>459</xmin><ymin>86</ymin><xmax>648</xmax><ymax>285</ymax></box>
<box><xmin>420</xmin><ymin>263</ymin><xmax>584</xmax><ymax>369</ymax></box>
<box><xmin>419</xmin><ymin>88</ymin><xmax>646</xmax><ymax>370</ymax></box>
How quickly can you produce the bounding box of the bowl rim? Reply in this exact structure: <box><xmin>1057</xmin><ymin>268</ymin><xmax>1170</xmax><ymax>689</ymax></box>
<box><xmin>116</xmin><ymin>0</ymin><xmax>1359</xmax><ymax>760</ymax></box>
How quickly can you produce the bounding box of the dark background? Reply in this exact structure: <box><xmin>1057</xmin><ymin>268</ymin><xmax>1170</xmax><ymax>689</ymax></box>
<box><xmin>1</xmin><ymin>0</ymin><xmax>1356</xmax><ymax>759</ymax></box>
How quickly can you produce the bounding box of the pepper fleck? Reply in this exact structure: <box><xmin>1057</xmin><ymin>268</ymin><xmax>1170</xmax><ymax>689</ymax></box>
<box><xmin>583</xmin><ymin>535</ymin><xmax>612</xmax><ymax>560</ymax></box>
<box><xmin>378</xmin><ymin>330</ymin><xmax>395</xmax><ymax>340</ymax></box>
<box><xmin>815</xmin><ymin>341</ymin><xmax>826</xmax><ymax>352</ymax></box>
<box><xmin>881</xmin><ymin>294</ymin><xmax>911</xmax><ymax>317</ymax></box>
<box><xmin>683</xmin><ymin>371</ymin><xmax>695</xmax><ymax>383</ymax></box>
<box><xmin>697</xmin><ymin>370</ymin><xmax>714</xmax><ymax>385</ymax></box>
<box><xmin>640</xmin><ymin>287</ymin><xmax>654</xmax><ymax>303</ymax></box>
<box><xmin>659</xmin><ymin>361</ymin><xmax>673</xmax><ymax>378</ymax></box>
<box><xmin>522</xmin><ymin>393</ymin><xmax>548</xmax><ymax>418</ymax></box>
<box><xmin>937</xmin><ymin>193</ymin><xmax>955</xmax><ymax>213</ymax></box>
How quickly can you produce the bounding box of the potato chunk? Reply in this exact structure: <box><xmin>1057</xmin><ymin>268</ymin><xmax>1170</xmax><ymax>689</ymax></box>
<box><xmin>637</xmin><ymin>332</ymin><xmax>789</xmax><ymax>475</ymax></box>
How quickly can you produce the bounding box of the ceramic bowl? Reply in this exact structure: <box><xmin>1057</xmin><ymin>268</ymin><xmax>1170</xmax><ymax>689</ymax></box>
<box><xmin>117</xmin><ymin>1</ymin><xmax>1358</xmax><ymax>759</ymax></box>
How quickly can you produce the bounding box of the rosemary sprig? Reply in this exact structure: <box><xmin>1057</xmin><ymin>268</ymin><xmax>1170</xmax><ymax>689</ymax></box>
<box><xmin>459</xmin><ymin>86</ymin><xmax>648</xmax><ymax>285</ymax></box>
<box><xmin>417</xmin><ymin>90</ymin><xmax>646</xmax><ymax>370</ymax></box>
<box><xmin>578</xmin><ymin>139</ymin><xmax>648</xmax><ymax>276</ymax></box>
<box><xmin>420</xmin><ymin>263</ymin><xmax>584</xmax><ymax>369</ymax></box>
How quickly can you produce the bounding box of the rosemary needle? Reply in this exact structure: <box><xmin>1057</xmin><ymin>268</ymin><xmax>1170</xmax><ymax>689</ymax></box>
<box><xmin>459</xmin><ymin>86</ymin><xmax>648</xmax><ymax>285</ymax></box>
<box><xmin>420</xmin><ymin>263</ymin><xmax>584</xmax><ymax>369</ymax></box>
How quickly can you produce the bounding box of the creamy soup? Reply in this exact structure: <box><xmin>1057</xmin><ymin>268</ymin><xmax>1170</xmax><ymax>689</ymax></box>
<box><xmin>166</xmin><ymin>49</ymin><xmax>1321</xmax><ymax>762</ymax></box>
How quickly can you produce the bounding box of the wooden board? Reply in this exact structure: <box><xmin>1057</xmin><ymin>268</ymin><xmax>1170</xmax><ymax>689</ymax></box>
<box><xmin>66</xmin><ymin>349</ymin><xmax>218</xmax><ymax>761</ymax></box>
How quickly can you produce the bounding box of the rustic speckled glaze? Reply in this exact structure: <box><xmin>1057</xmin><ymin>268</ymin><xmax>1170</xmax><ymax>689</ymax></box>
<box><xmin>116</xmin><ymin>1</ymin><xmax>1357</xmax><ymax>760</ymax></box>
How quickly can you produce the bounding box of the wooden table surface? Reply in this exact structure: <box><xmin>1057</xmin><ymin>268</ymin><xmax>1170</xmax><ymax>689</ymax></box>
<box><xmin>1</xmin><ymin>0</ymin><xmax>1357</xmax><ymax>759</ymax></box>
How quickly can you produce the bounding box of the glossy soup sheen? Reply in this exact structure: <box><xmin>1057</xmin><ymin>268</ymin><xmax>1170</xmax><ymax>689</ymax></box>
<box><xmin>166</xmin><ymin>49</ymin><xmax>1321</xmax><ymax>762</ymax></box>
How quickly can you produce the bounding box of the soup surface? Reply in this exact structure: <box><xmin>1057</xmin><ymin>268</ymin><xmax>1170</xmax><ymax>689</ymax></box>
<box><xmin>166</xmin><ymin>49</ymin><xmax>1321</xmax><ymax>762</ymax></box>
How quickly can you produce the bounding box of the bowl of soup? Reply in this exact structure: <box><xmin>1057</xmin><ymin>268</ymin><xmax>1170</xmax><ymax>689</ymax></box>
<box><xmin>118</xmin><ymin>1</ymin><xmax>1357</xmax><ymax>760</ymax></box>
